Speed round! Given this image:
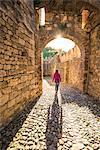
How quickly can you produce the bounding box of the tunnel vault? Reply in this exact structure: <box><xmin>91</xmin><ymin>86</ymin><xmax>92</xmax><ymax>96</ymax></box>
<box><xmin>39</xmin><ymin>29</ymin><xmax>89</xmax><ymax>92</ymax></box>
<box><xmin>35</xmin><ymin>0</ymin><xmax>100</xmax><ymax>94</ymax></box>
<box><xmin>35</xmin><ymin>3</ymin><xmax>93</xmax><ymax>93</ymax></box>
<box><xmin>0</xmin><ymin>0</ymin><xmax>100</xmax><ymax>129</ymax></box>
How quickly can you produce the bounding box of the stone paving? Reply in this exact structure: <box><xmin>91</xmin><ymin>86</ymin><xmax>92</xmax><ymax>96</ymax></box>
<box><xmin>1</xmin><ymin>79</ymin><xmax>100</xmax><ymax>150</ymax></box>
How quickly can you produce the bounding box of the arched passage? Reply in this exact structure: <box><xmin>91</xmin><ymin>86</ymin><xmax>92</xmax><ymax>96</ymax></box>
<box><xmin>32</xmin><ymin>0</ymin><xmax>100</xmax><ymax>100</ymax></box>
<box><xmin>0</xmin><ymin>0</ymin><xmax>100</xmax><ymax>132</ymax></box>
<box><xmin>35</xmin><ymin>0</ymin><xmax>100</xmax><ymax>94</ymax></box>
<box><xmin>35</xmin><ymin>0</ymin><xmax>99</xmax><ymax>94</ymax></box>
<box><xmin>0</xmin><ymin>1</ymin><xmax>100</xmax><ymax>149</ymax></box>
<box><xmin>38</xmin><ymin>28</ymin><xmax>89</xmax><ymax>91</ymax></box>
<box><xmin>42</xmin><ymin>36</ymin><xmax>83</xmax><ymax>91</ymax></box>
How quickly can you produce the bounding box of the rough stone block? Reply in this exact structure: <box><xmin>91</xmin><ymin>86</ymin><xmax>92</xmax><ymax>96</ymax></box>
<box><xmin>0</xmin><ymin>91</ymin><xmax>2</xmax><ymax>98</ymax></box>
<box><xmin>4</xmin><ymin>65</ymin><xmax>11</xmax><ymax>70</ymax></box>
<box><xmin>9</xmin><ymin>78</ymin><xmax>19</xmax><ymax>86</ymax></box>
<box><xmin>3</xmin><ymin>108</ymin><xmax>14</xmax><ymax>120</ymax></box>
<box><xmin>18</xmin><ymin>38</ymin><xmax>25</xmax><ymax>45</ymax></box>
<box><xmin>21</xmin><ymin>75</ymin><xmax>28</xmax><ymax>82</ymax></box>
<box><xmin>2</xmin><ymin>87</ymin><xmax>12</xmax><ymax>94</ymax></box>
<box><xmin>0</xmin><ymin>18</ymin><xmax>5</xmax><ymax>25</ymax></box>
<box><xmin>0</xmin><ymin>94</ymin><xmax>9</xmax><ymax>107</ymax></box>
<box><xmin>0</xmin><ymin>104</ymin><xmax>7</xmax><ymax>113</ymax></box>
<box><xmin>8</xmin><ymin>99</ymin><xmax>15</xmax><ymax>108</ymax></box>
<box><xmin>0</xmin><ymin>70</ymin><xmax>6</xmax><ymax>77</ymax></box>
<box><xmin>10</xmin><ymin>91</ymin><xmax>21</xmax><ymax>100</ymax></box>
<box><xmin>0</xmin><ymin>64</ymin><xmax>3</xmax><ymax>70</ymax></box>
<box><xmin>15</xmin><ymin>94</ymin><xmax>22</xmax><ymax>104</ymax></box>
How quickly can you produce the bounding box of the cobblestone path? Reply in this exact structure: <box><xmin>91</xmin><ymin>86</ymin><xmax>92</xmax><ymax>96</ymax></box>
<box><xmin>1</xmin><ymin>79</ymin><xmax>100</xmax><ymax>150</ymax></box>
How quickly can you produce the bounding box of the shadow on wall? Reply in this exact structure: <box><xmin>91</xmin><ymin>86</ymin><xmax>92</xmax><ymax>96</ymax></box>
<box><xmin>60</xmin><ymin>86</ymin><xmax>100</xmax><ymax>117</ymax></box>
<box><xmin>0</xmin><ymin>98</ymin><xmax>39</xmax><ymax>150</ymax></box>
<box><xmin>46</xmin><ymin>93</ymin><xmax>62</xmax><ymax>150</ymax></box>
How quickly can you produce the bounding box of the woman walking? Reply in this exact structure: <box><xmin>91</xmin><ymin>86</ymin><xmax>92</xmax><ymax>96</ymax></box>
<box><xmin>52</xmin><ymin>70</ymin><xmax>61</xmax><ymax>93</ymax></box>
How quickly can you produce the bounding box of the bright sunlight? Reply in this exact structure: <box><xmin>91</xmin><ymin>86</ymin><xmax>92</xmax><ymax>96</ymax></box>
<box><xmin>46</xmin><ymin>38</ymin><xmax>75</xmax><ymax>52</ymax></box>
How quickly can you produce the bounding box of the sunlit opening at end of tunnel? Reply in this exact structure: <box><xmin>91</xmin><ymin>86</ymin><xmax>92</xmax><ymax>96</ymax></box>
<box><xmin>46</xmin><ymin>38</ymin><xmax>75</xmax><ymax>52</ymax></box>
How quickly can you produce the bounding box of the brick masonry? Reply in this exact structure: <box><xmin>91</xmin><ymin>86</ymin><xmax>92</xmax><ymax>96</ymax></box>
<box><xmin>40</xmin><ymin>11</ymin><xmax>89</xmax><ymax>93</ymax></box>
<box><xmin>0</xmin><ymin>0</ymin><xmax>42</xmax><ymax>129</ymax></box>
<box><xmin>44</xmin><ymin>46</ymin><xmax>83</xmax><ymax>91</ymax></box>
<box><xmin>88</xmin><ymin>25</ymin><xmax>100</xmax><ymax>99</ymax></box>
<box><xmin>41</xmin><ymin>1</ymin><xmax>100</xmax><ymax>99</ymax></box>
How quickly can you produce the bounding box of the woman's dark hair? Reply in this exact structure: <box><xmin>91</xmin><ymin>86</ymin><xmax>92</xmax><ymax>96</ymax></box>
<box><xmin>56</xmin><ymin>70</ymin><xmax>58</xmax><ymax>72</ymax></box>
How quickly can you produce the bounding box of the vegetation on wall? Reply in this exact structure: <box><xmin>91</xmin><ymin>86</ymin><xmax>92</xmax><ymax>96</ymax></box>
<box><xmin>43</xmin><ymin>47</ymin><xmax>58</xmax><ymax>60</ymax></box>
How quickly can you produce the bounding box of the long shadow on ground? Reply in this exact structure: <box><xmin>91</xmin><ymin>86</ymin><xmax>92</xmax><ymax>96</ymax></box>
<box><xmin>46</xmin><ymin>93</ymin><xmax>62</xmax><ymax>150</ymax></box>
<box><xmin>61</xmin><ymin>86</ymin><xmax>100</xmax><ymax>117</ymax></box>
<box><xmin>0</xmin><ymin>98</ymin><xmax>39</xmax><ymax>150</ymax></box>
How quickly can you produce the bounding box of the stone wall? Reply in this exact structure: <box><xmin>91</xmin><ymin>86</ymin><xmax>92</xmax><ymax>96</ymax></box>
<box><xmin>43</xmin><ymin>60</ymin><xmax>52</xmax><ymax>76</ymax></box>
<box><xmin>59</xmin><ymin>46</ymin><xmax>83</xmax><ymax>91</ymax></box>
<box><xmin>0</xmin><ymin>0</ymin><xmax>42</xmax><ymax>129</ymax></box>
<box><xmin>46</xmin><ymin>46</ymin><xmax>83</xmax><ymax>91</ymax></box>
<box><xmin>88</xmin><ymin>25</ymin><xmax>100</xmax><ymax>99</ymax></box>
<box><xmin>68</xmin><ymin>58</ymin><xmax>83</xmax><ymax>90</ymax></box>
<box><xmin>39</xmin><ymin>1</ymin><xmax>100</xmax><ymax>99</ymax></box>
<box><xmin>82</xmin><ymin>8</ymin><xmax>100</xmax><ymax>99</ymax></box>
<box><xmin>38</xmin><ymin>8</ymin><xmax>90</xmax><ymax>94</ymax></box>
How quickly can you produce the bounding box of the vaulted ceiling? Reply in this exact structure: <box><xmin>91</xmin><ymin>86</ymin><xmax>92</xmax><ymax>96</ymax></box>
<box><xmin>34</xmin><ymin>0</ymin><xmax>100</xmax><ymax>11</ymax></box>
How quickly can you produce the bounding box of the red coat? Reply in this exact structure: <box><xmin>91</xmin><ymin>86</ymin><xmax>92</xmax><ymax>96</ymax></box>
<box><xmin>53</xmin><ymin>72</ymin><xmax>61</xmax><ymax>83</ymax></box>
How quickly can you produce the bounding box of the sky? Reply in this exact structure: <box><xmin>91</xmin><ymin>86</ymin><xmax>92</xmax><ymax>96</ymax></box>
<box><xmin>46</xmin><ymin>38</ymin><xmax>75</xmax><ymax>52</ymax></box>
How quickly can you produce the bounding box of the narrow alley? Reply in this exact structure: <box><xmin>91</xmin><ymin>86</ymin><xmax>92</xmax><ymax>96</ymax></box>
<box><xmin>0</xmin><ymin>1</ymin><xmax>100</xmax><ymax>150</ymax></box>
<box><xmin>1</xmin><ymin>79</ymin><xmax>100</xmax><ymax>150</ymax></box>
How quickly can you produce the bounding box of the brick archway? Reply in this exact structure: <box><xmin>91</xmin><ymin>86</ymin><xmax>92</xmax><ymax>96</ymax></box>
<box><xmin>35</xmin><ymin>0</ymin><xmax>100</xmax><ymax>93</ymax></box>
<box><xmin>41</xmin><ymin>33</ymin><xmax>84</xmax><ymax>57</ymax></box>
<box><xmin>39</xmin><ymin>30</ymin><xmax>88</xmax><ymax>91</ymax></box>
<box><xmin>38</xmin><ymin>24</ymin><xmax>89</xmax><ymax>91</ymax></box>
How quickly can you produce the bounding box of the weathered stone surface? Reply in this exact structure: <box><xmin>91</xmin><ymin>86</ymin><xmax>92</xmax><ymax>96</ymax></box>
<box><xmin>0</xmin><ymin>79</ymin><xmax>100</xmax><ymax>150</ymax></box>
<box><xmin>44</xmin><ymin>46</ymin><xmax>83</xmax><ymax>91</ymax></box>
<box><xmin>0</xmin><ymin>0</ymin><xmax>42</xmax><ymax>129</ymax></box>
<box><xmin>39</xmin><ymin>0</ymin><xmax>100</xmax><ymax>100</ymax></box>
<box><xmin>88</xmin><ymin>25</ymin><xmax>100</xmax><ymax>99</ymax></box>
<box><xmin>0</xmin><ymin>0</ymin><xmax>100</xmax><ymax>132</ymax></box>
